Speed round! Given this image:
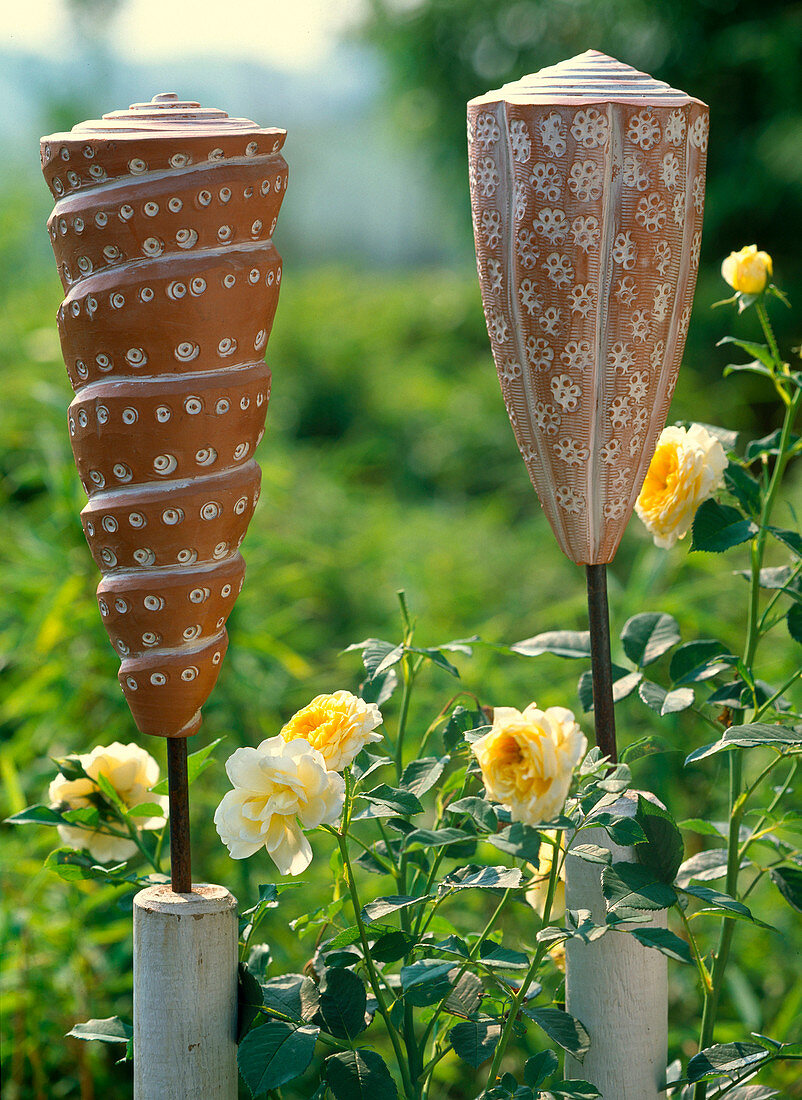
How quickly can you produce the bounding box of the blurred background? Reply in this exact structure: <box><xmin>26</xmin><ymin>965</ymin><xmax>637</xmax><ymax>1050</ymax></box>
<box><xmin>2</xmin><ymin>1</ymin><xmax>802</xmax><ymax>1096</ymax></box>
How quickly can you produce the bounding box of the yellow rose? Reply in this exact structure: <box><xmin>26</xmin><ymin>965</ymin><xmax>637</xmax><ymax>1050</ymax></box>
<box><xmin>48</xmin><ymin>741</ymin><xmax>167</xmax><ymax>863</ymax></box>
<box><xmin>280</xmin><ymin>690</ymin><xmax>383</xmax><ymax>772</ymax></box>
<box><xmin>214</xmin><ymin>736</ymin><xmax>345</xmax><ymax>875</ymax></box>
<box><xmin>721</xmin><ymin>244</ymin><xmax>773</xmax><ymax>295</ymax></box>
<box><xmin>635</xmin><ymin>423</ymin><xmax>727</xmax><ymax>549</ymax></box>
<box><xmin>472</xmin><ymin>705</ymin><xmax>586</xmax><ymax>825</ymax></box>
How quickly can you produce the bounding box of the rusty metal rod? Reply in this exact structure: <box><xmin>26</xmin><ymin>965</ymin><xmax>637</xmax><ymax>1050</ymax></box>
<box><xmin>585</xmin><ymin>563</ymin><xmax>618</xmax><ymax>763</ymax></box>
<box><xmin>167</xmin><ymin>738</ymin><xmax>192</xmax><ymax>893</ymax></box>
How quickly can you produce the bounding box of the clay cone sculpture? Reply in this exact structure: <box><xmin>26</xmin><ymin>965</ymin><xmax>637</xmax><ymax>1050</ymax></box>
<box><xmin>41</xmin><ymin>94</ymin><xmax>287</xmax><ymax>738</ymax></box>
<box><xmin>468</xmin><ymin>51</ymin><xmax>708</xmax><ymax>564</ymax></box>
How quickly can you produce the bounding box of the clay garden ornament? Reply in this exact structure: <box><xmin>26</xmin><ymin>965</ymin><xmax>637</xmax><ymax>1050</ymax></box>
<box><xmin>468</xmin><ymin>50</ymin><xmax>709</xmax><ymax>566</ymax></box>
<box><xmin>41</xmin><ymin>93</ymin><xmax>287</xmax><ymax>741</ymax></box>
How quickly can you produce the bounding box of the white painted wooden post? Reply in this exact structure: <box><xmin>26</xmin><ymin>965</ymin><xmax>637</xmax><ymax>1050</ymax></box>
<box><xmin>565</xmin><ymin>793</ymin><xmax>668</xmax><ymax>1100</ymax></box>
<box><xmin>133</xmin><ymin>884</ymin><xmax>238</xmax><ymax>1100</ymax></box>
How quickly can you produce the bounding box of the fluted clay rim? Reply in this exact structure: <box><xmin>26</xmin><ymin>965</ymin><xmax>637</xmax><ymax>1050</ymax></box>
<box><xmin>469</xmin><ymin>49</ymin><xmax>707</xmax><ymax>108</ymax></box>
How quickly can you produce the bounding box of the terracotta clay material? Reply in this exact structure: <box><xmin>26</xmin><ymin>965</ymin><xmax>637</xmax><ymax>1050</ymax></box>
<box><xmin>468</xmin><ymin>51</ymin><xmax>708</xmax><ymax>564</ymax></box>
<box><xmin>41</xmin><ymin>93</ymin><xmax>287</xmax><ymax>737</ymax></box>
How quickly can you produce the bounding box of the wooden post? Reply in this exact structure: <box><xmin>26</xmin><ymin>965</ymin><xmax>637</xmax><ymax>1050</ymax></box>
<box><xmin>564</xmin><ymin>793</ymin><xmax>667</xmax><ymax>1099</ymax></box>
<box><xmin>133</xmin><ymin>884</ymin><xmax>238</xmax><ymax>1100</ymax></box>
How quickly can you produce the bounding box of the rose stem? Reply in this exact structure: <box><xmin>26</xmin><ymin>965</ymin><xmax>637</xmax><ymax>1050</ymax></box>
<box><xmin>167</xmin><ymin>738</ymin><xmax>192</xmax><ymax>893</ymax></box>
<box><xmin>585</xmin><ymin>563</ymin><xmax>618</xmax><ymax>763</ymax></box>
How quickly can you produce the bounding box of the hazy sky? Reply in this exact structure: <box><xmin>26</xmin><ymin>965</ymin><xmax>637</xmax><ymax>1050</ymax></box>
<box><xmin>4</xmin><ymin>0</ymin><xmax>364</xmax><ymax>70</ymax></box>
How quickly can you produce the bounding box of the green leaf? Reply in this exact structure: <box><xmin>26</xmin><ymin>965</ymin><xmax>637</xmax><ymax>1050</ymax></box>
<box><xmin>237</xmin><ymin>1020</ymin><xmax>319</xmax><ymax>1095</ymax></box>
<box><xmin>67</xmin><ymin>1017</ymin><xmax>132</xmax><ymax>1043</ymax></box>
<box><xmin>681</xmin><ymin>884</ymin><xmax>754</xmax><ymax>921</ymax></box>
<box><xmin>685</xmin><ymin>723</ymin><xmax>802</xmax><ymax>763</ymax></box>
<box><xmin>150</xmin><ymin>738</ymin><xmax>223</xmax><ymax>795</ymax></box>
<box><xmin>634</xmin><ymin>795</ymin><xmax>684</xmax><ymax>885</ymax></box>
<box><xmin>404</xmin><ymin>827</ymin><xmax>469</xmax><ymax>851</ymax></box>
<box><xmin>639</xmin><ymin>680</ymin><xmax>695</xmax><ymax>716</ymax></box>
<box><xmin>45</xmin><ymin>847</ymin><xmax>128</xmax><ymax>881</ymax></box>
<box><xmin>621</xmin><ymin>613</ymin><xmax>681</xmax><ymax>667</ymax></box>
<box><xmin>442</xmin><ymin>706</ymin><xmax>490</xmax><ymax>751</ymax></box>
<box><xmin>788</xmin><ymin>604</ymin><xmax>802</xmax><ymax>644</ymax></box>
<box><xmin>590</xmin><ymin>813</ymin><xmax>646</xmax><ymax>847</ymax></box>
<box><xmin>314</xmin><ymin>968</ymin><xmax>367</xmax><ymax>1040</ymax></box>
<box><xmin>62</xmin><ymin>807</ymin><xmax>101</xmax><ymax>827</ymax></box>
<box><xmin>724</xmin><ymin>464</ymin><xmax>762</xmax><ymax>516</ymax></box>
<box><xmin>676</xmin><ymin>850</ymin><xmax>732</xmax><ymax>888</ymax></box>
<box><xmin>747</xmin><ymin>432</ymin><xmax>801</xmax><ymax>462</ymax></box>
<box><xmin>680</xmin><ymin>819</ymin><xmax>726</xmax><ymax>838</ymax></box>
<box><xmin>439</xmin><ymin>865</ymin><xmax>523</xmax><ymax>892</ymax></box>
<box><xmin>449</xmin><ymin>1017</ymin><xmax>502</xmax><ymax>1067</ymax></box>
<box><xmin>5</xmin><ymin>803</ymin><xmax>64</xmax><ymax>826</ymax></box>
<box><xmin>478</xmin><ymin>942</ymin><xmax>530</xmax><ymax>970</ymax></box>
<box><xmin>400</xmin><ymin>756</ymin><xmax>449</xmax><ymax>796</ymax></box>
<box><xmin>371</xmin><ymin>930</ymin><xmax>417</xmax><ymax>963</ymax></box>
<box><xmin>523</xmin><ymin>1006</ymin><xmax>591</xmax><ymax>1062</ymax></box>
<box><xmin>691</xmin><ymin>500</ymin><xmax>758</xmax><ymax>553</ymax></box>
<box><xmin>768</xmin><ymin>525</ymin><xmax>802</xmax><ymax>558</ymax></box>
<box><xmin>447</xmin><ymin>797</ymin><xmax>497</xmax><ymax>831</ymax></box>
<box><xmin>238</xmin><ymin>963</ymin><xmax>265</xmax><ymax>1040</ymax></box>
<box><xmin>602</xmin><ymin>862</ymin><xmax>677</xmax><ymax>912</ymax></box>
<box><xmin>410</xmin><ymin>646</ymin><xmax>460</xmax><ymax>678</ymax></box>
<box><xmin>546</xmin><ymin>1083</ymin><xmax>603</xmax><ymax>1099</ymax></box>
<box><xmin>524</xmin><ymin>1049</ymin><xmax>559</xmax><ymax>1088</ymax></box>
<box><xmin>361</xmin><ymin>895</ymin><xmax>427</xmax><ymax>923</ymax></box>
<box><xmin>770</xmin><ymin>865</ymin><xmax>802</xmax><ymax>913</ymax></box>
<box><xmin>125</xmin><ymin>802</ymin><xmax>165</xmax><ymax>819</ymax></box>
<box><xmin>669</xmin><ymin>640</ymin><xmax>733</xmax><ymax>685</ymax></box>
<box><xmin>325</xmin><ymin>1049</ymin><xmax>398</xmax><ymax>1100</ymax></box>
<box><xmin>485</xmin><ymin>822</ymin><xmax>542</xmax><ymax>864</ymax></box>
<box><xmin>686</xmin><ymin>1042</ymin><xmax>769</xmax><ymax>1083</ymax></box>
<box><xmin>95</xmin><ymin>772</ymin><xmax>127</xmax><ymax>815</ymax></box>
<box><xmin>627</xmin><ymin>926</ymin><xmax>693</xmax><ymax>963</ymax></box>
<box><xmin>400</xmin><ymin>960</ymin><xmax>455</xmax><ymax>1006</ymax></box>
<box><xmin>444</xmin><ymin>970</ymin><xmax>484</xmax><ymax>1016</ymax></box>
<box><xmin>717</xmin><ymin>336</ymin><xmax>775</xmax><ymax>370</ymax></box>
<box><xmin>260</xmin><ymin>974</ymin><xmax>320</xmax><ymax>1022</ymax></box>
<box><xmin>569</xmin><ymin>844</ymin><xmax>612</xmax><ymax>866</ymax></box>
<box><xmin>577</xmin><ymin>666</ymin><xmax>642</xmax><ymax>712</ymax></box>
<box><xmin>511</xmin><ymin>630</ymin><xmax>591</xmax><ymax>659</ymax></box>
<box><xmin>723</xmin><ymin>360</ymin><xmax>775</xmax><ymax>383</ymax></box>
<box><xmin>356</xmin><ymin>785</ymin><xmax>423</xmax><ymax>818</ymax></box>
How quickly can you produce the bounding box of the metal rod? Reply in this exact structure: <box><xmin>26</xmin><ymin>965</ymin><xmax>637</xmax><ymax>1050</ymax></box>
<box><xmin>167</xmin><ymin>738</ymin><xmax>192</xmax><ymax>893</ymax></box>
<box><xmin>585</xmin><ymin>563</ymin><xmax>618</xmax><ymax>763</ymax></box>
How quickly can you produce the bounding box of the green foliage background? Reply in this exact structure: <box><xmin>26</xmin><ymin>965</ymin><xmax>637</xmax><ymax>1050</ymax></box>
<box><xmin>2</xmin><ymin>2</ymin><xmax>802</xmax><ymax>1096</ymax></box>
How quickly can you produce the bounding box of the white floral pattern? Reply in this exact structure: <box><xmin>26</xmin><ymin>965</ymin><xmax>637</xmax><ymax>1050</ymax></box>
<box><xmin>551</xmin><ymin>374</ymin><xmax>582</xmax><ymax>411</ymax></box>
<box><xmin>689</xmin><ymin>114</ymin><xmax>709</xmax><ymax>152</ymax></box>
<box><xmin>569</xmin><ymin>283</ymin><xmax>594</xmax><ymax>317</ymax></box>
<box><xmin>519</xmin><ymin>279</ymin><xmax>543</xmax><ymax>315</ymax></box>
<box><xmin>525</xmin><ymin>336</ymin><xmax>554</xmax><ymax>371</ymax></box>
<box><xmin>539</xmin><ymin>112</ymin><xmax>567</xmax><ymax>157</ymax></box>
<box><xmin>530</xmin><ymin>162</ymin><xmax>563</xmax><ymax>202</ymax></box>
<box><xmin>615</xmin><ymin>276</ymin><xmax>638</xmax><ymax>307</ymax></box>
<box><xmin>635</xmin><ymin>193</ymin><xmax>667</xmax><ymax>233</ymax></box>
<box><xmin>561</xmin><ymin>340</ymin><xmax>593</xmax><ymax>372</ymax></box>
<box><xmin>534</xmin><ymin>207</ymin><xmax>568</xmax><ymax>243</ymax></box>
<box><xmin>660</xmin><ymin>152</ymin><xmax>680</xmax><ymax>190</ymax></box>
<box><xmin>570</xmin><ymin>215</ymin><xmax>600</xmax><ymax>252</ymax></box>
<box><xmin>533</xmin><ymin>402</ymin><xmax>560</xmax><ymax>435</ymax></box>
<box><xmin>510</xmin><ymin>119</ymin><xmax>532</xmax><ymax>162</ymax></box>
<box><xmin>665</xmin><ymin>110</ymin><xmax>686</xmax><ymax>146</ymax></box>
<box><xmin>571</xmin><ymin>108</ymin><xmax>609</xmax><ymax>148</ymax></box>
<box><xmin>568</xmin><ymin>160</ymin><xmax>603</xmax><ymax>202</ymax></box>
<box><xmin>556</xmin><ymin>485</ymin><xmax>583</xmax><ymax>513</ymax></box>
<box><xmin>542</xmin><ymin>252</ymin><xmax>574</xmax><ymax>288</ymax></box>
<box><xmin>654</xmin><ymin>240</ymin><xmax>672</xmax><ymax>276</ymax></box>
<box><xmin>612</xmin><ymin>232</ymin><xmax>636</xmax><ymax>270</ymax></box>
<box><xmin>623</xmin><ymin>154</ymin><xmax>650</xmax><ymax>191</ymax></box>
<box><xmin>475</xmin><ymin>113</ymin><xmax>501</xmax><ymax>148</ymax></box>
<box><xmin>555</xmin><ymin>437</ymin><xmax>589</xmax><ymax>465</ymax></box>
<box><xmin>539</xmin><ymin>307</ymin><xmax>563</xmax><ymax>336</ymax></box>
<box><xmin>627</xmin><ymin>110</ymin><xmax>661</xmax><ymax>150</ymax></box>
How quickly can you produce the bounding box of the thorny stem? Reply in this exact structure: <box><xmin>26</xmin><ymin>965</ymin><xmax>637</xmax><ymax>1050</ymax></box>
<box><xmin>485</xmin><ymin>841</ymin><xmax>562</xmax><ymax>1087</ymax></box>
<box><xmin>693</xmin><ymin>315</ymin><xmax>801</xmax><ymax>1100</ymax></box>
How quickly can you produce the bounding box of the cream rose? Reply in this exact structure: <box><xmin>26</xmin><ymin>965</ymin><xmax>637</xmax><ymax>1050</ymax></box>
<box><xmin>214</xmin><ymin>735</ymin><xmax>345</xmax><ymax>875</ymax></box>
<box><xmin>635</xmin><ymin>423</ymin><xmax>727</xmax><ymax>549</ymax></box>
<box><xmin>472</xmin><ymin>705</ymin><xmax>586</xmax><ymax>825</ymax></box>
<box><xmin>280</xmin><ymin>690</ymin><xmax>383</xmax><ymax>772</ymax></box>
<box><xmin>48</xmin><ymin>741</ymin><xmax>167</xmax><ymax>863</ymax></box>
<box><xmin>721</xmin><ymin>244</ymin><xmax>773</xmax><ymax>295</ymax></box>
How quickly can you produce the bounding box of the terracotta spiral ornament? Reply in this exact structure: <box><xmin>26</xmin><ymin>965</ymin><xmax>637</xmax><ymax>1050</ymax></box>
<box><xmin>468</xmin><ymin>51</ymin><xmax>708</xmax><ymax>564</ymax></box>
<box><xmin>41</xmin><ymin>93</ymin><xmax>288</xmax><ymax>739</ymax></box>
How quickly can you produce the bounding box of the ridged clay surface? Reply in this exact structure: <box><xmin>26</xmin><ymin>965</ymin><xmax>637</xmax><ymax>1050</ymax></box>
<box><xmin>41</xmin><ymin>94</ymin><xmax>287</xmax><ymax>736</ymax></box>
<box><xmin>468</xmin><ymin>51</ymin><xmax>708</xmax><ymax>564</ymax></box>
